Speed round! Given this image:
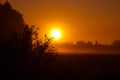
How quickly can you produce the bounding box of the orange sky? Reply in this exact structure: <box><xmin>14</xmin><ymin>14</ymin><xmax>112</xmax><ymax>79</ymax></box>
<box><xmin>3</xmin><ymin>0</ymin><xmax>120</xmax><ymax>44</ymax></box>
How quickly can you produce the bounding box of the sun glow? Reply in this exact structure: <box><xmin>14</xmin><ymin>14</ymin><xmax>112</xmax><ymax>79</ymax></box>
<box><xmin>51</xmin><ymin>29</ymin><xmax>61</xmax><ymax>40</ymax></box>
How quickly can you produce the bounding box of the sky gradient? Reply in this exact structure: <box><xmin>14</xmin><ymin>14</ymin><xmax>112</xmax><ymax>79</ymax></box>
<box><xmin>2</xmin><ymin>0</ymin><xmax>120</xmax><ymax>44</ymax></box>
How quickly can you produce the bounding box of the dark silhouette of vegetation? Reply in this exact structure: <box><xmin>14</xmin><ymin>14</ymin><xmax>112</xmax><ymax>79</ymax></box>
<box><xmin>0</xmin><ymin>1</ymin><xmax>58</xmax><ymax>79</ymax></box>
<box><xmin>112</xmin><ymin>40</ymin><xmax>120</xmax><ymax>48</ymax></box>
<box><xmin>55</xmin><ymin>40</ymin><xmax>120</xmax><ymax>53</ymax></box>
<box><xmin>0</xmin><ymin>1</ymin><xmax>25</xmax><ymax>47</ymax></box>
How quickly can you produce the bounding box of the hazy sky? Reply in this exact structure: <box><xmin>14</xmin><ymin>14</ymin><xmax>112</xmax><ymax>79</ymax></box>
<box><xmin>2</xmin><ymin>0</ymin><xmax>120</xmax><ymax>44</ymax></box>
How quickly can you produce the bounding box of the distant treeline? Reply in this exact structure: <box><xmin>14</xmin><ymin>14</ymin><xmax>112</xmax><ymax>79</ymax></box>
<box><xmin>55</xmin><ymin>40</ymin><xmax>120</xmax><ymax>51</ymax></box>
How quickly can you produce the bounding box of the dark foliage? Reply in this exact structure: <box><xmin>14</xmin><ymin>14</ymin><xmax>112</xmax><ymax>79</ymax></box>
<box><xmin>0</xmin><ymin>1</ymin><xmax>58</xmax><ymax>80</ymax></box>
<box><xmin>0</xmin><ymin>1</ymin><xmax>25</xmax><ymax>47</ymax></box>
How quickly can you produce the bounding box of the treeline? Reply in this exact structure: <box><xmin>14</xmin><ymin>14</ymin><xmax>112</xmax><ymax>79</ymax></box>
<box><xmin>55</xmin><ymin>40</ymin><xmax>120</xmax><ymax>51</ymax></box>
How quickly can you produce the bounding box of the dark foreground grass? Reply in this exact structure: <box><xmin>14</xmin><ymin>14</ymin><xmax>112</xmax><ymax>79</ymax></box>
<box><xmin>54</xmin><ymin>53</ymin><xmax>120</xmax><ymax>80</ymax></box>
<box><xmin>1</xmin><ymin>53</ymin><xmax>120</xmax><ymax>80</ymax></box>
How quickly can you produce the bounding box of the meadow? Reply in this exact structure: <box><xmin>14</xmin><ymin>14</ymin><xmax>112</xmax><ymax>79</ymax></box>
<box><xmin>48</xmin><ymin>53</ymin><xmax>120</xmax><ymax>80</ymax></box>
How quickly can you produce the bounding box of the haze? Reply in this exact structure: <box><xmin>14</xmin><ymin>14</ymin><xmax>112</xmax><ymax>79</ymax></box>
<box><xmin>4</xmin><ymin>0</ymin><xmax>120</xmax><ymax>44</ymax></box>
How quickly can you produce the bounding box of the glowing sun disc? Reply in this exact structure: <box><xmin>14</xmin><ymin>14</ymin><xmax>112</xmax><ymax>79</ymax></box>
<box><xmin>51</xmin><ymin>29</ymin><xmax>61</xmax><ymax>39</ymax></box>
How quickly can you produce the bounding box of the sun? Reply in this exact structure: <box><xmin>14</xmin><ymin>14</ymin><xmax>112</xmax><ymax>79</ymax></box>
<box><xmin>51</xmin><ymin>29</ymin><xmax>61</xmax><ymax>39</ymax></box>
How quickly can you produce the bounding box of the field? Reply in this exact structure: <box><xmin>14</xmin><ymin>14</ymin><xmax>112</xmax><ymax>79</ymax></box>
<box><xmin>49</xmin><ymin>53</ymin><xmax>120</xmax><ymax>80</ymax></box>
<box><xmin>2</xmin><ymin>53</ymin><xmax>120</xmax><ymax>80</ymax></box>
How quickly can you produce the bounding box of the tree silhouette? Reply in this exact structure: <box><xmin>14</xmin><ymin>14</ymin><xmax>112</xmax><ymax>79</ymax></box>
<box><xmin>112</xmin><ymin>40</ymin><xmax>120</xmax><ymax>48</ymax></box>
<box><xmin>0</xmin><ymin>1</ymin><xmax>25</xmax><ymax>47</ymax></box>
<box><xmin>0</xmin><ymin>1</ymin><xmax>58</xmax><ymax>79</ymax></box>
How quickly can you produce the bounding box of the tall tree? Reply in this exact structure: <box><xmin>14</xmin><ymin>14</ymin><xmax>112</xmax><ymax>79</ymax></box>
<box><xmin>0</xmin><ymin>1</ymin><xmax>25</xmax><ymax>46</ymax></box>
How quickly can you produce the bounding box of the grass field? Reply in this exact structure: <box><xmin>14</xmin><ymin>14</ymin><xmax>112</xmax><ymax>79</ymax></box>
<box><xmin>2</xmin><ymin>53</ymin><xmax>120</xmax><ymax>80</ymax></box>
<box><xmin>49</xmin><ymin>53</ymin><xmax>120</xmax><ymax>80</ymax></box>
